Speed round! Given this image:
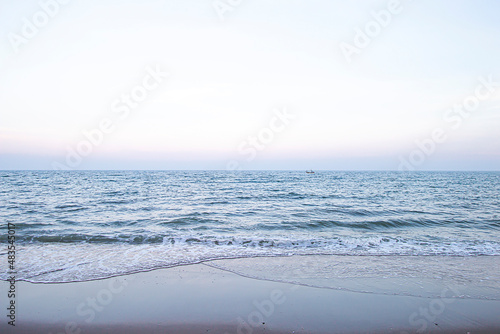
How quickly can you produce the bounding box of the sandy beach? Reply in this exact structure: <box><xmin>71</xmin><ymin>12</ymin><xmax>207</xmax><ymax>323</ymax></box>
<box><xmin>1</xmin><ymin>255</ymin><xmax>500</xmax><ymax>334</ymax></box>
<box><xmin>3</xmin><ymin>0</ymin><xmax>500</xmax><ymax>330</ymax></box>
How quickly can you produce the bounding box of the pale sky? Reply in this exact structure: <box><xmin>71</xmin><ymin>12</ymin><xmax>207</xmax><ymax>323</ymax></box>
<box><xmin>1</xmin><ymin>0</ymin><xmax>499</xmax><ymax>170</ymax></box>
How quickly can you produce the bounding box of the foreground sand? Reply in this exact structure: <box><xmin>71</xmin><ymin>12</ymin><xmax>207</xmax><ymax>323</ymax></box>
<box><xmin>1</xmin><ymin>255</ymin><xmax>500</xmax><ymax>333</ymax></box>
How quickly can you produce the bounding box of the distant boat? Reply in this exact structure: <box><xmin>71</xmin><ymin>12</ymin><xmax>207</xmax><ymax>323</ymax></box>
<box><xmin>306</xmin><ymin>170</ymin><xmax>315</xmax><ymax>174</ymax></box>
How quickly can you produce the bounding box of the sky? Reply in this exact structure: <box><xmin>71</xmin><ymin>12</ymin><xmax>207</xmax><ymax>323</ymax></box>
<box><xmin>1</xmin><ymin>0</ymin><xmax>499</xmax><ymax>170</ymax></box>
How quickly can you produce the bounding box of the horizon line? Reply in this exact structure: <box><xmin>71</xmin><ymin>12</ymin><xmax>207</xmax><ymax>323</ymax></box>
<box><xmin>1</xmin><ymin>169</ymin><xmax>499</xmax><ymax>172</ymax></box>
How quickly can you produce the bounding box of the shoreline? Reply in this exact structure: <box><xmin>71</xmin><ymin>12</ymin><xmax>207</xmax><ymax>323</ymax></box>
<box><xmin>7</xmin><ymin>253</ymin><xmax>500</xmax><ymax>284</ymax></box>
<box><xmin>1</xmin><ymin>255</ymin><xmax>500</xmax><ymax>333</ymax></box>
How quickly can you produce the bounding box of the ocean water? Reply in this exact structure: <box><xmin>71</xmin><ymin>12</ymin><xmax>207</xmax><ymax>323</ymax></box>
<box><xmin>1</xmin><ymin>170</ymin><xmax>499</xmax><ymax>283</ymax></box>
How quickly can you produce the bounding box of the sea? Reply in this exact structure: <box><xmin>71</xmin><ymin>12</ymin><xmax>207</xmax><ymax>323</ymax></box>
<box><xmin>1</xmin><ymin>170</ymin><xmax>499</xmax><ymax>286</ymax></box>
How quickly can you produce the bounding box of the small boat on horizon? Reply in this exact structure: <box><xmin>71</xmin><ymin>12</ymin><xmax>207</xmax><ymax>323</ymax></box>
<box><xmin>306</xmin><ymin>170</ymin><xmax>315</xmax><ymax>174</ymax></box>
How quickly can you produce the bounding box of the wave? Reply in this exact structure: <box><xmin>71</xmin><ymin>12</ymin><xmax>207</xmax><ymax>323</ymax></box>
<box><xmin>55</xmin><ymin>204</ymin><xmax>88</xmax><ymax>212</ymax></box>
<box><xmin>2</xmin><ymin>239</ymin><xmax>500</xmax><ymax>284</ymax></box>
<box><xmin>5</xmin><ymin>233</ymin><xmax>500</xmax><ymax>256</ymax></box>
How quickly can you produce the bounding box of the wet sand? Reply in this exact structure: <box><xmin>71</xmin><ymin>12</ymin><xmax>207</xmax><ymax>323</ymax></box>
<box><xmin>1</xmin><ymin>256</ymin><xmax>500</xmax><ymax>333</ymax></box>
